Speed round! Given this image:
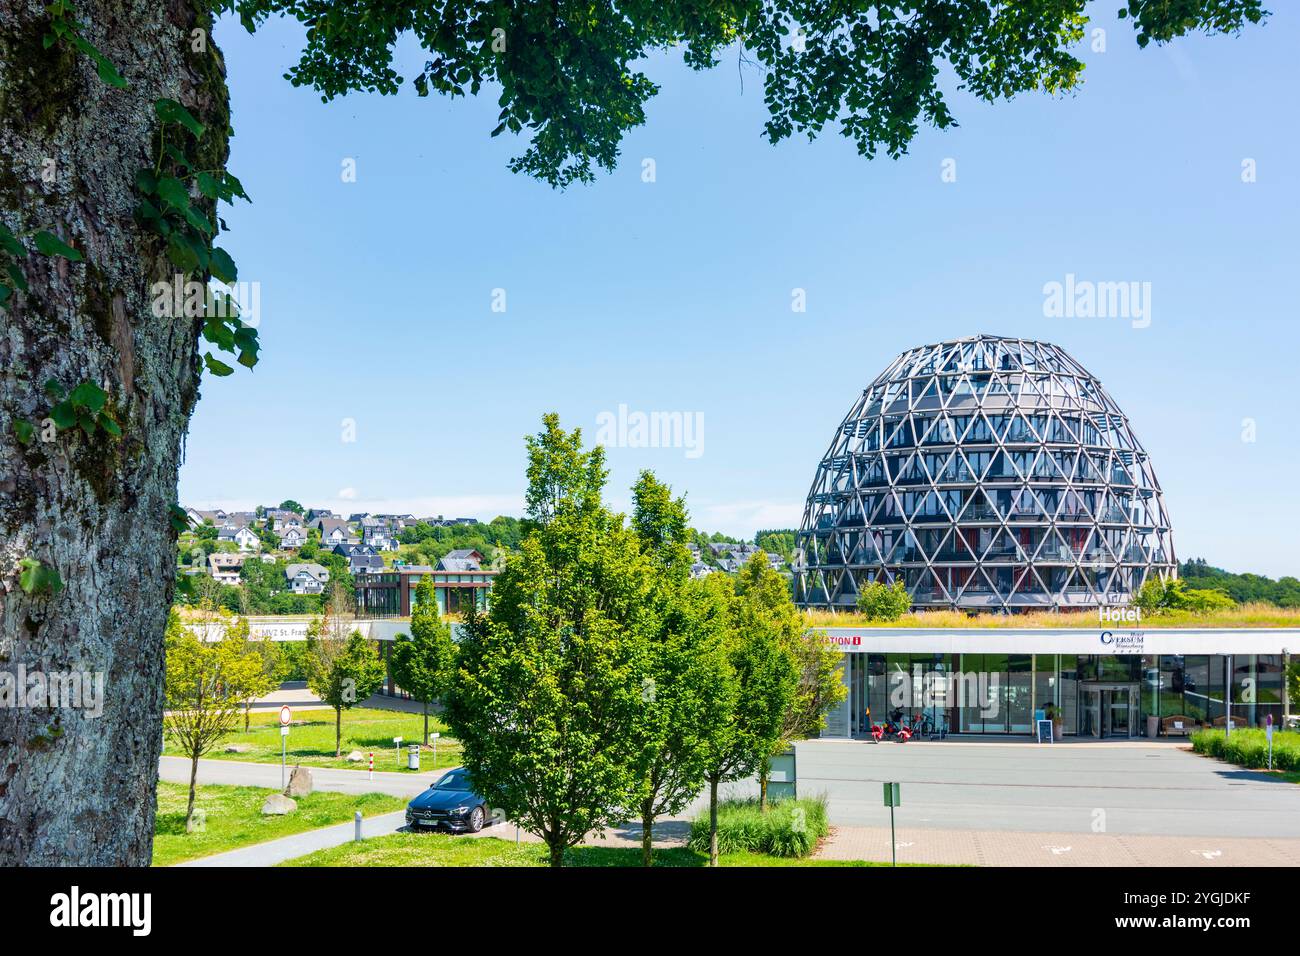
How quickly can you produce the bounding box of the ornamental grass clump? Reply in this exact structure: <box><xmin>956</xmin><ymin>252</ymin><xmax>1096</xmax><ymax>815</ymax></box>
<box><xmin>688</xmin><ymin>795</ymin><xmax>829</xmax><ymax>858</ymax></box>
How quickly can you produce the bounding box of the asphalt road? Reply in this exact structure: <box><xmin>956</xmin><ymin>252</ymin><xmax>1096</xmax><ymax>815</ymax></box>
<box><xmin>793</xmin><ymin>739</ymin><xmax>1300</xmax><ymax>838</ymax></box>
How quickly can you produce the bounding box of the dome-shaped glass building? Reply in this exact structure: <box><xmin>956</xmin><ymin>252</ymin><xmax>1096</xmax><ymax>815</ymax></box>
<box><xmin>794</xmin><ymin>335</ymin><xmax>1176</xmax><ymax>612</ymax></box>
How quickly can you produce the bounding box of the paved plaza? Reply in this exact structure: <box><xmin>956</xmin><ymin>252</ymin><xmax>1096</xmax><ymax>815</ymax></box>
<box><xmin>797</xmin><ymin>738</ymin><xmax>1300</xmax><ymax>865</ymax></box>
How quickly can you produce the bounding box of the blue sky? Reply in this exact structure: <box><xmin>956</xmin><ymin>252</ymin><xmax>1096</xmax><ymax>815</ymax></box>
<box><xmin>180</xmin><ymin>6</ymin><xmax>1299</xmax><ymax>578</ymax></box>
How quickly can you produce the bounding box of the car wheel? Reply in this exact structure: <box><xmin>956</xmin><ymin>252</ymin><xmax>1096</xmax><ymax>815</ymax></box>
<box><xmin>468</xmin><ymin>806</ymin><xmax>485</xmax><ymax>833</ymax></box>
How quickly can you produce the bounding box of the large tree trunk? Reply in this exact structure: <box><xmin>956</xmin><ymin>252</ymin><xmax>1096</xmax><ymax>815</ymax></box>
<box><xmin>0</xmin><ymin>0</ymin><xmax>227</xmax><ymax>864</ymax></box>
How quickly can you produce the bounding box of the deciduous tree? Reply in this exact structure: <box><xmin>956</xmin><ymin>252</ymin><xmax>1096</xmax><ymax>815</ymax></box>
<box><xmin>162</xmin><ymin>606</ymin><xmax>265</xmax><ymax>830</ymax></box>
<box><xmin>447</xmin><ymin>416</ymin><xmax>654</xmax><ymax>867</ymax></box>
<box><xmin>626</xmin><ymin>472</ymin><xmax>731</xmax><ymax>867</ymax></box>
<box><xmin>390</xmin><ymin>576</ymin><xmax>457</xmax><ymax>746</ymax></box>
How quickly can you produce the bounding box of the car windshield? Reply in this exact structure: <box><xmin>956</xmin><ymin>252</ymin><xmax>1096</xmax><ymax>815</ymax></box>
<box><xmin>432</xmin><ymin>770</ymin><xmax>471</xmax><ymax>792</ymax></box>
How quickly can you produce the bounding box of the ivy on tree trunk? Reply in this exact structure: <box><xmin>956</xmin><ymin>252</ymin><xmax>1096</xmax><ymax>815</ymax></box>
<box><xmin>0</xmin><ymin>0</ymin><xmax>227</xmax><ymax>865</ymax></box>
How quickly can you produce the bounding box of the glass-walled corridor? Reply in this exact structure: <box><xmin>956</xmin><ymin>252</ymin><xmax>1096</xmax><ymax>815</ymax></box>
<box><xmin>836</xmin><ymin>652</ymin><xmax>1286</xmax><ymax>738</ymax></box>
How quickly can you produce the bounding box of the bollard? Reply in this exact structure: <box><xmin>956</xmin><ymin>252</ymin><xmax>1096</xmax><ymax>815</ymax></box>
<box><xmin>354</xmin><ymin>811</ymin><xmax>362</xmax><ymax>843</ymax></box>
<box><xmin>368</xmin><ymin>752</ymin><xmax>373</xmax><ymax>781</ymax></box>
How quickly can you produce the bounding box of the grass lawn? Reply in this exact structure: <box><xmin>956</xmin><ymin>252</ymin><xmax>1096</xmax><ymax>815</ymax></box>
<box><xmin>161</xmin><ymin>706</ymin><xmax>463</xmax><ymax>773</ymax></box>
<box><xmin>153</xmin><ymin>781</ymin><xmax>406</xmax><ymax>866</ymax></box>
<box><xmin>279</xmin><ymin>832</ymin><xmax>894</xmax><ymax>867</ymax></box>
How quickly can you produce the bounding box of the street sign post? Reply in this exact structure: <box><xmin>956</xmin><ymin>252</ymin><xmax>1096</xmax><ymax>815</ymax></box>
<box><xmin>430</xmin><ymin>731</ymin><xmax>440</xmax><ymax>769</ymax></box>
<box><xmin>1266</xmin><ymin>714</ymin><xmax>1274</xmax><ymax>770</ymax></box>
<box><xmin>279</xmin><ymin>706</ymin><xmax>292</xmax><ymax>790</ymax></box>
<box><xmin>393</xmin><ymin>736</ymin><xmax>402</xmax><ymax>770</ymax></box>
<box><xmin>883</xmin><ymin>782</ymin><xmax>901</xmax><ymax>867</ymax></box>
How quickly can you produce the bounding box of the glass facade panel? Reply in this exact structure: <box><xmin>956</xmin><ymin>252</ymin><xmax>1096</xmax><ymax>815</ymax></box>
<box><xmin>821</xmin><ymin>651</ymin><xmax>1287</xmax><ymax>738</ymax></box>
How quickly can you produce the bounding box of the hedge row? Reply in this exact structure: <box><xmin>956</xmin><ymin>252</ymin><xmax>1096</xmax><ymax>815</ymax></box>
<box><xmin>688</xmin><ymin>796</ymin><xmax>829</xmax><ymax>858</ymax></box>
<box><xmin>1190</xmin><ymin>727</ymin><xmax>1300</xmax><ymax>772</ymax></box>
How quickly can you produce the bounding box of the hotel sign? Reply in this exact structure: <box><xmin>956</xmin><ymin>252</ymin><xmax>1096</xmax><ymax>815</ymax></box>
<box><xmin>1099</xmin><ymin>630</ymin><xmax>1145</xmax><ymax>653</ymax></box>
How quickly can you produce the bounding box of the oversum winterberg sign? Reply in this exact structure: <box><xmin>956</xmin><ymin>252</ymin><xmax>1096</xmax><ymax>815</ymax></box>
<box><xmin>1099</xmin><ymin>630</ymin><xmax>1145</xmax><ymax>653</ymax></box>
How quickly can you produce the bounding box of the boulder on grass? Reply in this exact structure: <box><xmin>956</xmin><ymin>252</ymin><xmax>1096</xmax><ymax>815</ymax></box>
<box><xmin>285</xmin><ymin>765</ymin><xmax>313</xmax><ymax>798</ymax></box>
<box><xmin>345</xmin><ymin>750</ymin><xmax>364</xmax><ymax>763</ymax></box>
<box><xmin>261</xmin><ymin>794</ymin><xmax>297</xmax><ymax>816</ymax></box>
<box><xmin>223</xmin><ymin>743</ymin><xmax>252</xmax><ymax>753</ymax></box>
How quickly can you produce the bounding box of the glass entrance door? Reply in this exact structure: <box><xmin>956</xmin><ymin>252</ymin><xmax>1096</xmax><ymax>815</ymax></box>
<box><xmin>1081</xmin><ymin>684</ymin><xmax>1137</xmax><ymax>738</ymax></box>
<box><xmin>1104</xmin><ymin>689</ymin><xmax>1129</xmax><ymax>737</ymax></box>
<box><xmin>1082</xmin><ymin>687</ymin><xmax>1101</xmax><ymax>737</ymax></box>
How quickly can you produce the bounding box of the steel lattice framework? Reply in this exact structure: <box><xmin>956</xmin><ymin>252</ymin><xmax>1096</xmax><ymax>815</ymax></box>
<box><xmin>794</xmin><ymin>336</ymin><xmax>1176</xmax><ymax>611</ymax></box>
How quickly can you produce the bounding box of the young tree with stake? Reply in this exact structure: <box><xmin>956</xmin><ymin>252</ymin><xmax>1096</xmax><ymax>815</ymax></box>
<box><xmin>625</xmin><ymin>472</ymin><xmax>732</xmax><ymax>867</ymax></box>
<box><xmin>162</xmin><ymin>607</ymin><xmax>265</xmax><ymax>831</ymax></box>
<box><xmin>390</xmin><ymin>576</ymin><xmax>457</xmax><ymax>748</ymax></box>
<box><xmin>699</xmin><ymin>572</ymin><xmax>800</xmax><ymax>866</ymax></box>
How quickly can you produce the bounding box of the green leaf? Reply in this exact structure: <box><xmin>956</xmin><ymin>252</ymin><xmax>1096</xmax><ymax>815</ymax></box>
<box><xmin>97</xmin><ymin>411</ymin><xmax>121</xmax><ymax>437</ymax></box>
<box><xmin>222</xmin><ymin>171</ymin><xmax>250</xmax><ymax>202</ymax></box>
<box><xmin>203</xmin><ymin>353</ymin><xmax>235</xmax><ymax>377</ymax></box>
<box><xmin>0</xmin><ymin>224</ymin><xmax>24</xmax><ymax>258</ymax></box>
<box><xmin>18</xmin><ymin>557</ymin><xmax>63</xmax><ymax>596</ymax></box>
<box><xmin>71</xmin><ymin>37</ymin><xmax>129</xmax><ymax>89</ymax></box>
<box><xmin>76</xmin><ymin>408</ymin><xmax>97</xmax><ymax>436</ymax></box>
<box><xmin>33</xmin><ymin>231</ymin><xmax>83</xmax><ymax>262</ymax></box>
<box><xmin>182</xmin><ymin>205</ymin><xmax>214</xmax><ymax>236</ymax></box>
<box><xmin>196</xmin><ymin>171</ymin><xmax>220</xmax><ymax>199</ymax></box>
<box><xmin>134</xmin><ymin>198</ymin><xmax>162</xmax><ymax>223</ymax></box>
<box><xmin>164</xmin><ymin>144</ymin><xmax>192</xmax><ymax>170</ymax></box>
<box><xmin>156</xmin><ymin>176</ymin><xmax>190</xmax><ymax>211</ymax></box>
<box><xmin>7</xmin><ymin>262</ymin><xmax>29</xmax><ymax>292</ymax></box>
<box><xmin>169</xmin><ymin>504</ymin><xmax>192</xmax><ymax>533</ymax></box>
<box><xmin>13</xmin><ymin>419</ymin><xmax>34</xmax><ymax>445</ymax></box>
<box><xmin>95</xmin><ymin>54</ymin><xmax>128</xmax><ymax>89</ymax></box>
<box><xmin>165</xmin><ymin>232</ymin><xmax>200</xmax><ymax>272</ymax></box>
<box><xmin>209</xmin><ymin>246</ymin><xmax>237</xmax><ymax>284</ymax></box>
<box><xmin>0</xmin><ymin>283</ymin><xmax>9</xmax><ymax>307</ymax></box>
<box><xmin>135</xmin><ymin>169</ymin><xmax>158</xmax><ymax>194</ymax></box>
<box><xmin>68</xmin><ymin>380</ymin><xmax>107</xmax><ymax>413</ymax></box>
<box><xmin>154</xmin><ymin>98</ymin><xmax>205</xmax><ymax>138</ymax></box>
<box><xmin>43</xmin><ymin>378</ymin><xmax>65</xmax><ymax>400</ymax></box>
<box><xmin>49</xmin><ymin>400</ymin><xmax>76</xmax><ymax>430</ymax></box>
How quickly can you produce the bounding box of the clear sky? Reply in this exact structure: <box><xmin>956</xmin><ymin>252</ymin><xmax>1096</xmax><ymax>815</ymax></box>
<box><xmin>179</xmin><ymin>6</ymin><xmax>1299</xmax><ymax>578</ymax></box>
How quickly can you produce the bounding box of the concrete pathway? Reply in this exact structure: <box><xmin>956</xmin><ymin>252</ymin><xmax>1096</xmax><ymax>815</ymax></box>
<box><xmin>159</xmin><ymin>755</ymin><xmax>436</xmax><ymax>798</ymax></box>
<box><xmin>815</xmin><ymin>824</ymin><xmax>1300</xmax><ymax>866</ymax></box>
<box><xmin>177</xmin><ymin>811</ymin><xmax>409</xmax><ymax>867</ymax></box>
<box><xmin>246</xmin><ymin>682</ymin><xmax>429</xmax><ymax>714</ymax></box>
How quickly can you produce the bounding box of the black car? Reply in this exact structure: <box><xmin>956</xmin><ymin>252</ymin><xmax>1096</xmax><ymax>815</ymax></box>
<box><xmin>405</xmin><ymin>767</ymin><xmax>491</xmax><ymax>833</ymax></box>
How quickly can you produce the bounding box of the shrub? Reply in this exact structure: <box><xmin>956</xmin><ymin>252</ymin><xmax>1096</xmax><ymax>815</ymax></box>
<box><xmin>857</xmin><ymin>579</ymin><xmax>911</xmax><ymax>621</ymax></box>
<box><xmin>688</xmin><ymin>796</ymin><xmax>829</xmax><ymax>858</ymax></box>
<box><xmin>1137</xmin><ymin>578</ymin><xmax>1235</xmax><ymax>614</ymax></box>
<box><xmin>1191</xmin><ymin>728</ymin><xmax>1300</xmax><ymax>772</ymax></box>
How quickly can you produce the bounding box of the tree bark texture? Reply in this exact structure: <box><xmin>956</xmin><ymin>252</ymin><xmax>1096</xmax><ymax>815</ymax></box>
<box><xmin>0</xmin><ymin>0</ymin><xmax>228</xmax><ymax>864</ymax></box>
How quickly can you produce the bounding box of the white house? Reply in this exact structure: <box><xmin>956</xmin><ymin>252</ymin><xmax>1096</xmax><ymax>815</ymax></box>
<box><xmin>218</xmin><ymin>525</ymin><xmax>260</xmax><ymax>552</ymax></box>
<box><xmin>278</xmin><ymin>526</ymin><xmax>306</xmax><ymax>550</ymax></box>
<box><xmin>285</xmin><ymin>563</ymin><xmax>330</xmax><ymax>595</ymax></box>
